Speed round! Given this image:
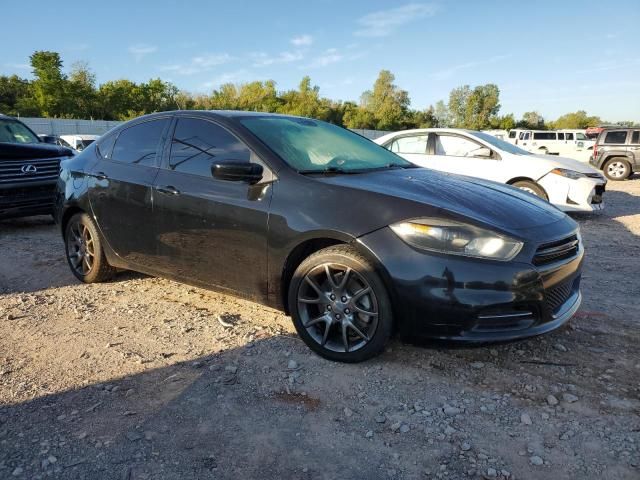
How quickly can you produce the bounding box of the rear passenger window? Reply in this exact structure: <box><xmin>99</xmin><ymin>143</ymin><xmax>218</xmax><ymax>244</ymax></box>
<box><xmin>557</xmin><ymin>133</ymin><xmax>565</xmax><ymax>140</ymax></box>
<box><xmin>111</xmin><ymin>119</ymin><xmax>169</xmax><ymax>166</ymax></box>
<box><xmin>565</xmin><ymin>133</ymin><xmax>574</xmax><ymax>140</ymax></box>
<box><xmin>533</xmin><ymin>132</ymin><xmax>556</xmax><ymax>140</ymax></box>
<box><xmin>632</xmin><ymin>131</ymin><xmax>639</xmax><ymax>144</ymax></box>
<box><xmin>389</xmin><ymin>135</ymin><xmax>428</xmax><ymax>154</ymax></box>
<box><xmin>604</xmin><ymin>131</ymin><xmax>628</xmax><ymax>144</ymax></box>
<box><xmin>169</xmin><ymin>118</ymin><xmax>251</xmax><ymax>177</ymax></box>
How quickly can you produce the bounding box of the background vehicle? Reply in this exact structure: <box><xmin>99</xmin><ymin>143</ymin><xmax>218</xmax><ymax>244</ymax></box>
<box><xmin>1</xmin><ymin>114</ymin><xmax>74</xmax><ymax>219</ymax></box>
<box><xmin>56</xmin><ymin>111</ymin><xmax>584</xmax><ymax>362</ymax></box>
<box><xmin>585</xmin><ymin>125</ymin><xmax>619</xmax><ymax>139</ymax></box>
<box><xmin>590</xmin><ymin>128</ymin><xmax>640</xmax><ymax>180</ymax></box>
<box><xmin>507</xmin><ymin>129</ymin><xmax>593</xmax><ymax>159</ymax></box>
<box><xmin>59</xmin><ymin>134</ymin><xmax>99</xmax><ymax>151</ymax></box>
<box><xmin>376</xmin><ymin>128</ymin><xmax>606</xmax><ymax>212</ymax></box>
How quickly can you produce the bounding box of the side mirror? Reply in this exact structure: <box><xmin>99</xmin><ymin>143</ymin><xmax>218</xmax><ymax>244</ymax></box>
<box><xmin>212</xmin><ymin>161</ymin><xmax>264</xmax><ymax>184</ymax></box>
<box><xmin>475</xmin><ymin>147</ymin><xmax>492</xmax><ymax>158</ymax></box>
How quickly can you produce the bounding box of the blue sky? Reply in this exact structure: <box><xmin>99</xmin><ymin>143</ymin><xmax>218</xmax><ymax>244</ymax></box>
<box><xmin>2</xmin><ymin>0</ymin><xmax>639</xmax><ymax>121</ymax></box>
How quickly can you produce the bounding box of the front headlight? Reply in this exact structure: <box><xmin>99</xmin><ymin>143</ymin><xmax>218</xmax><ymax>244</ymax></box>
<box><xmin>550</xmin><ymin>168</ymin><xmax>585</xmax><ymax>180</ymax></box>
<box><xmin>390</xmin><ymin>218</ymin><xmax>523</xmax><ymax>261</ymax></box>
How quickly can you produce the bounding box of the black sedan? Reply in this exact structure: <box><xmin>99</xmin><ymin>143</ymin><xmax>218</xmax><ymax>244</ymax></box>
<box><xmin>55</xmin><ymin>111</ymin><xmax>583</xmax><ymax>362</ymax></box>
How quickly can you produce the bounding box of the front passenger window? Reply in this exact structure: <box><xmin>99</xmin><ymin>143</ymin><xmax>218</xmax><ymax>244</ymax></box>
<box><xmin>169</xmin><ymin>118</ymin><xmax>251</xmax><ymax>177</ymax></box>
<box><xmin>434</xmin><ymin>135</ymin><xmax>488</xmax><ymax>158</ymax></box>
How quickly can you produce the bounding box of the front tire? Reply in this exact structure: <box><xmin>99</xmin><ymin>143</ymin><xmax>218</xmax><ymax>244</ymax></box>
<box><xmin>512</xmin><ymin>180</ymin><xmax>549</xmax><ymax>200</ymax></box>
<box><xmin>603</xmin><ymin>158</ymin><xmax>631</xmax><ymax>181</ymax></box>
<box><xmin>288</xmin><ymin>245</ymin><xmax>393</xmax><ymax>362</ymax></box>
<box><xmin>64</xmin><ymin>212</ymin><xmax>116</xmax><ymax>283</ymax></box>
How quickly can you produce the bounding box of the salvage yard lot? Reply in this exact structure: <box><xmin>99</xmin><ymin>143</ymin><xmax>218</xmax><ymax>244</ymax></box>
<box><xmin>1</xmin><ymin>179</ymin><xmax>639</xmax><ymax>480</ymax></box>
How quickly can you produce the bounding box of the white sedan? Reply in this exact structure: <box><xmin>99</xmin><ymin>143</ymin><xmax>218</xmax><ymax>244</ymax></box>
<box><xmin>375</xmin><ymin>128</ymin><xmax>606</xmax><ymax>212</ymax></box>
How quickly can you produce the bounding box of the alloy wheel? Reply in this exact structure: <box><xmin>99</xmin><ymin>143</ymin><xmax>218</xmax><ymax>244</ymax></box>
<box><xmin>297</xmin><ymin>263</ymin><xmax>379</xmax><ymax>353</ymax></box>
<box><xmin>607</xmin><ymin>161</ymin><xmax>627</xmax><ymax>179</ymax></box>
<box><xmin>66</xmin><ymin>220</ymin><xmax>95</xmax><ymax>276</ymax></box>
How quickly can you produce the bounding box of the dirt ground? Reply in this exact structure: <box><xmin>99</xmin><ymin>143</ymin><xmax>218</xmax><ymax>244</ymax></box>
<box><xmin>1</xmin><ymin>178</ymin><xmax>639</xmax><ymax>480</ymax></box>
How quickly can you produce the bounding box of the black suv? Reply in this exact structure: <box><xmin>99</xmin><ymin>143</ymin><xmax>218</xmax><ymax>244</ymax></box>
<box><xmin>1</xmin><ymin>114</ymin><xmax>74</xmax><ymax>219</ymax></box>
<box><xmin>590</xmin><ymin>128</ymin><xmax>640</xmax><ymax>181</ymax></box>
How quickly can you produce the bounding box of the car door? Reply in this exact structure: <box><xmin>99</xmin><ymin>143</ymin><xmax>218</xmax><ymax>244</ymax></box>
<box><xmin>630</xmin><ymin>130</ymin><xmax>640</xmax><ymax>165</ymax></box>
<box><xmin>386</xmin><ymin>134</ymin><xmax>432</xmax><ymax>167</ymax></box>
<box><xmin>88</xmin><ymin>117</ymin><xmax>170</xmax><ymax>269</ymax></box>
<box><xmin>152</xmin><ymin>116</ymin><xmax>273</xmax><ymax>300</ymax></box>
<box><xmin>425</xmin><ymin>133</ymin><xmax>502</xmax><ymax>181</ymax></box>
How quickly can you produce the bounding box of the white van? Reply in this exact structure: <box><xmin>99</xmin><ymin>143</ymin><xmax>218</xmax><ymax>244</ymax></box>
<box><xmin>506</xmin><ymin>129</ymin><xmax>594</xmax><ymax>161</ymax></box>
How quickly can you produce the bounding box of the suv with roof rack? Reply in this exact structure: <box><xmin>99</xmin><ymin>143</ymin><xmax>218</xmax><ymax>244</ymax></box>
<box><xmin>590</xmin><ymin>128</ymin><xmax>640</xmax><ymax>180</ymax></box>
<box><xmin>1</xmin><ymin>114</ymin><xmax>74</xmax><ymax>219</ymax></box>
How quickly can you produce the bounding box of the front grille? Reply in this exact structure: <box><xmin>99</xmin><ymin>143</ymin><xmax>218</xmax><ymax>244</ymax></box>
<box><xmin>0</xmin><ymin>157</ymin><xmax>62</xmax><ymax>185</ymax></box>
<box><xmin>533</xmin><ymin>234</ymin><xmax>579</xmax><ymax>266</ymax></box>
<box><xmin>545</xmin><ymin>280</ymin><xmax>576</xmax><ymax>314</ymax></box>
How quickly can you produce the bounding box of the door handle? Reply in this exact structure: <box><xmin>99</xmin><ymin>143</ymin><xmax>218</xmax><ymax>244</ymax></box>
<box><xmin>93</xmin><ymin>171</ymin><xmax>108</xmax><ymax>180</ymax></box>
<box><xmin>155</xmin><ymin>185</ymin><xmax>180</xmax><ymax>195</ymax></box>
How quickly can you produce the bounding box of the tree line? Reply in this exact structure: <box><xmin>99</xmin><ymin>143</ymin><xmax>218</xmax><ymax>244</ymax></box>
<box><xmin>0</xmin><ymin>51</ymin><xmax>636</xmax><ymax>130</ymax></box>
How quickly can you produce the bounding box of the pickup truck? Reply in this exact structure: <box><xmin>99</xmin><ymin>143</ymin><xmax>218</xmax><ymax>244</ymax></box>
<box><xmin>1</xmin><ymin>114</ymin><xmax>74</xmax><ymax>220</ymax></box>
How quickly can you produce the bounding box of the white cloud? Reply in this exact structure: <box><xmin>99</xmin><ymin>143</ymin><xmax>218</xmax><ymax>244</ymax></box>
<box><xmin>291</xmin><ymin>34</ymin><xmax>313</xmax><ymax>46</ymax></box>
<box><xmin>355</xmin><ymin>3</ymin><xmax>438</xmax><ymax>37</ymax></box>
<box><xmin>160</xmin><ymin>54</ymin><xmax>233</xmax><ymax>75</ymax></box>
<box><xmin>251</xmin><ymin>51</ymin><xmax>304</xmax><ymax>67</ymax></box>
<box><xmin>128</xmin><ymin>44</ymin><xmax>158</xmax><ymax>62</ymax></box>
<box><xmin>201</xmin><ymin>69</ymin><xmax>252</xmax><ymax>89</ymax></box>
<box><xmin>430</xmin><ymin>54</ymin><xmax>512</xmax><ymax>80</ymax></box>
<box><xmin>305</xmin><ymin>48</ymin><xmax>343</xmax><ymax>68</ymax></box>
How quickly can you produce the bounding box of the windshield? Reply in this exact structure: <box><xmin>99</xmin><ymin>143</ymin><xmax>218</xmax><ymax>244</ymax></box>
<box><xmin>78</xmin><ymin>139</ymin><xmax>95</xmax><ymax>150</ymax></box>
<box><xmin>240</xmin><ymin>116</ymin><xmax>413</xmax><ymax>172</ymax></box>
<box><xmin>0</xmin><ymin>119</ymin><xmax>40</xmax><ymax>144</ymax></box>
<box><xmin>472</xmin><ymin>131</ymin><xmax>532</xmax><ymax>155</ymax></box>
<box><xmin>576</xmin><ymin>133</ymin><xmax>588</xmax><ymax>140</ymax></box>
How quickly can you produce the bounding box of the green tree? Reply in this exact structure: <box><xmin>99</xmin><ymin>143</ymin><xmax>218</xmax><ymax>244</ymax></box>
<box><xmin>433</xmin><ymin>100</ymin><xmax>451</xmax><ymax>127</ymax></box>
<box><xmin>491</xmin><ymin>113</ymin><xmax>516</xmax><ymax>131</ymax></box>
<box><xmin>66</xmin><ymin>61</ymin><xmax>97</xmax><ymax>118</ymax></box>
<box><xmin>518</xmin><ymin>111</ymin><xmax>544</xmax><ymax>129</ymax></box>
<box><xmin>448</xmin><ymin>85</ymin><xmax>471</xmax><ymax>127</ymax></box>
<box><xmin>278</xmin><ymin>76</ymin><xmax>330</xmax><ymax>119</ymax></box>
<box><xmin>0</xmin><ymin>75</ymin><xmax>38</xmax><ymax>116</ymax></box>
<box><xmin>550</xmin><ymin>110</ymin><xmax>602</xmax><ymax>129</ymax></box>
<box><xmin>364</xmin><ymin>70</ymin><xmax>410</xmax><ymax>130</ymax></box>
<box><xmin>30</xmin><ymin>51</ymin><xmax>67</xmax><ymax>117</ymax></box>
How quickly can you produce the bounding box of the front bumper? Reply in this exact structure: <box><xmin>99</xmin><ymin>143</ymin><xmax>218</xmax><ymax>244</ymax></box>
<box><xmin>0</xmin><ymin>183</ymin><xmax>57</xmax><ymax>219</ymax></box>
<box><xmin>358</xmin><ymin>225</ymin><xmax>583</xmax><ymax>343</ymax></box>
<box><xmin>538</xmin><ymin>173</ymin><xmax>606</xmax><ymax>212</ymax></box>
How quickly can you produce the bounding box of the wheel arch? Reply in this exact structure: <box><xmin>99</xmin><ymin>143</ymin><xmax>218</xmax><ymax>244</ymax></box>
<box><xmin>60</xmin><ymin>205</ymin><xmax>86</xmax><ymax>238</ymax></box>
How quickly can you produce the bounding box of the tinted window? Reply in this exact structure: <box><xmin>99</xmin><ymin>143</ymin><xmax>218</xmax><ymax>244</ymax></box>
<box><xmin>111</xmin><ymin>118</ymin><xmax>169</xmax><ymax>165</ymax></box>
<box><xmin>604</xmin><ymin>131</ymin><xmax>628</xmax><ymax>144</ymax></box>
<box><xmin>389</xmin><ymin>135</ymin><xmax>428</xmax><ymax>154</ymax></box>
<box><xmin>557</xmin><ymin>133</ymin><xmax>565</xmax><ymax>140</ymax></box>
<box><xmin>169</xmin><ymin>118</ymin><xmax>251</xmax><ymax>177</ymax></box>
<box><xmin>434</xmin><ymin>135</ymin><xmax>486</xmax><ymax>157</ymax></box>
<box><xmin>508</xmin><ymin>131</ymin><xmax>516</xmax><ymax>139</ymax></box>
<box><xmin>565</xmin><ymin>133</ymin><xmax>574</xmax><ymax>140</ymax></box>
<box><xmin>632</xmin><ymin>131</ymin><xmax>639</xmax><ymax>144</ymax></box>
<box><xmin>533</xmin><ymin>132</ymin><xmax>556</xmax><ymax>140</ymax></box>
<box><xmin>97</xmin><ymin>133</ymin><xmax>117</xmax><ymax>159</ymax></box>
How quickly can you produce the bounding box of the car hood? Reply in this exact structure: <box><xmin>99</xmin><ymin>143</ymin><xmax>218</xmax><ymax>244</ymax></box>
<box><xmin>0</xmin><ymin>142</ymin><xmax>74</xmax><ymax>160</ymax></box>
<box><xmin>530</xmin><ymin>153</ymin><xmax>601</xmax><ymax>174</ymax></box>
<box><xmin>315</xmin><ymin>168</ymin><xmax>566</xmax><ymax>231</ymax></box>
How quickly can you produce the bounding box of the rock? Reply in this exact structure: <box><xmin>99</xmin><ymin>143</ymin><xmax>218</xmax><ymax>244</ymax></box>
<box><xmin>501</xmin><ymin>469</ymin><xmax>511</xmax><ymax>477</ymax></box>
<box><xmin>365</xmin><ymin>430</ymin><xmax>373</xmax><ymax>438</ymax></box>
<box><xmin>461</xmin><ymin>442</ymin><xmax>472</xmax><ymax>451</ymax></box>
<box><xmin>47</xmin><ymin>455</ymin><xmax>57</xmax><ymax>464</ymax></box>
<box><xmin>400</xmin><ymin>424</ymin><xmax>410</xmax><ymax>433</ymax></box>
<box><xmin>487</xmin><ymin>467</ymin><xmax>498</xmax><ymax>477</ymax></box>
<box><xmin>12</xmin><ymin>467</ymin><xmax>23</xmax><ymax>476</ymax></box>
<box><xmin>530</xmin><ymin>455</ymin><xmax>544</xmax><ymax>466</ymax></box>
<box><xmin>521</xmin><ymin>413</ymin><xmax>533</xmax><ymax>425</ymax></box>
<box><xmin>562</xmin><ymin>393</ymin><xmax>579</xmax><ymax>403</ymax></box>
<box><xmin>287</xmin><ymin>359</ymin><xmax>299</xmax><ymax>370</ymax></box>
<box><xmin>471</xmin><ymin>362</ymin><xmax>485</xmax><ymax>369</ymax></box>
<box><xmin>375</xmin><ymin>415</ymin><xmax>386</xmax><ymax>424</ymax></box>
<box><xmin>126</xmin><ymin>431</ymin><xmax>143</xmax><ymax>442</ymax></box>
<box><xmin>391</xmin><ymin>422</ymin><xmax>402</xmax><ymax>432</ymax></box>
<box><xmin>224</xmin><ymin>365</ymin><xmax>238</xmax><ymax>374</ymax></box>
<box><xmin>444</xmin><ymin>426</ymin><xmax>456</xmax><ymax>435</ymax></box>
<box><xmin>343</xmin><ymin>407</ymin><xmax>353</xmax><ymax>417</ymax></box>
<box><xmin>443</xmin><ymin>406</ymin><xmax>462</xmax><ymax>416</ymax></box>
<box><xmin>554</xmin><ymin>343</ymin><xmax>568</xmax><ymax>352</ymax></box>
<box><xmin>546</xmin><ymin>395</ymin><xmax>559</xmax><ymax>406</ymax></box>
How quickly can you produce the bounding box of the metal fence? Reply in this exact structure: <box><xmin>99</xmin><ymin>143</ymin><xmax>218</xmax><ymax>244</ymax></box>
<box><xmin>16</xmin><ymin>117</ymin><xmax>122</xmax><ymax>136</ymax></box>
<box><xmin>16</xmin><ymin>117</ymin><xmax>390</xmax><ymax>140</ymax></box>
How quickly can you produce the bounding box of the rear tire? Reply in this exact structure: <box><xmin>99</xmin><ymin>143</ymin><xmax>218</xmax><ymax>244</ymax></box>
<box><xmin>603</xmin><ymin>158</ymin><xmax>631</xmax><ymax>181</ymax></box>
<box><xmin>512</xmin><ymin>180</ymin><xmax>548</xmax><ymax>200</ymax></box>
<box><xmin>288</xmin><ymin>245</ymin><xmax>393</xmax><ymax>363</ymax></box>
<box><xmin>64</xmin><ymin>212</ymin><xmax>116</xmax><ymax>283</ymax></box>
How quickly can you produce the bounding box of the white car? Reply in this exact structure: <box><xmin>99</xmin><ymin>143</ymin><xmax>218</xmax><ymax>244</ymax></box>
<box><xmin>59</xmin><ymin>134</ymin><xmax>99</xmax><ymax>152</ymax></box>
<box><xmin>375</xmin><ymin>128</ymin><xmax>606</xmax><ymax>212</ymax></box>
